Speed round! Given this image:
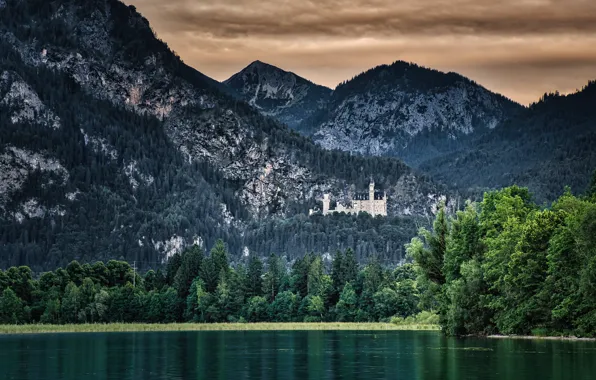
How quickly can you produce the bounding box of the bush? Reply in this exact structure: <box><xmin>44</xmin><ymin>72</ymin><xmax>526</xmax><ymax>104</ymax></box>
<box><xmin>391</xmin><ymin>311</ymin><xmax>439</xmax><ymax>326</ymax></box>
<box><xmin>531</xmin><ymin>328</ymin><xmax>549</xmax><ymax>337</ymax></box>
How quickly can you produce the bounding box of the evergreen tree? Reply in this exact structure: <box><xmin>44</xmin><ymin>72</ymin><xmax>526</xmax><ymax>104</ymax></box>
<box><xmin>245</xmin><ymin>256</ymin><xmax>264</xmax><ymax>298</ymax></box>
<box><xmin>61</xmin><ymin>282</ymin><xmax>81</xmax><ymax>324</ymax></box>
<box><xmin>307</xmin><ymin>256</ymin><xmax>324</xmax><ymax>296</ymax></box>
<box><xmin>200</xmin><ymin>240</ymin><xmax>230</xmax><ymax>293</ymax></box>
<box><xmin>342</xmin><ymin>248</ymin><xmax>359</xmax><ymax>286</ymax></box>
<box><xmin>174</xmin><ymin>245</ymin><xmax>204</xmax><ymax>298</ymax></box>
<box><xmin>290</xmin><ymin>254</ymin><xmax>312</xmax><ymax>297</ymax></box>
<box><xmin>407</xmin><ymin>203</ymin><xmax>448</xmax><ymax>286</ymax></box>
<box><xmin>331</xmin><ymin>250</ymin><xmax>344</xmax><ymax>302</ymax></box>
<box><xmin>263</xmin><ymin>254</ymin><xmax>284</xmax><ymax>301</ymax></box>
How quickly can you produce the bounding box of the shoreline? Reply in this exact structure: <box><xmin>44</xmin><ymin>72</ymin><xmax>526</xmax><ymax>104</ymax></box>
<box><xmin>487</xmin><ymin>334</ymin><xmax>596</xmax><ymax>342</ymax></box>
<box><xmin>0</xmin><ymin>322</ymin><xmax>440</xmax><ymax>335</ymax></box>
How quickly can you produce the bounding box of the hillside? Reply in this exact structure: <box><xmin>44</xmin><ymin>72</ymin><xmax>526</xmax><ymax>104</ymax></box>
<box><xmin>420</xmin><ymin>82</ymin><xmax>596</xmax><ymax>203</ymax></box>
<box><xmin>228</xmin><ymin>60</ymin><xmax>596</xmax><ymax>203</ymax></box>
<box><xmin>302</xmin><ymin>61</ymin><xmax>522</xmax><ymax>166</ymax></box>
<box><xmin>0</xmin><ymin>0</ymin><xmax>451</xmax><ymax>270</ymax></box>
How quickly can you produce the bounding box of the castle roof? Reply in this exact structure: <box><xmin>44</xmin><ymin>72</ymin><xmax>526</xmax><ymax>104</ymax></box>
<box><xmin>354</xmin><ymin>191</ymin><xmax>385</xmax><ymax>201</ymax></box>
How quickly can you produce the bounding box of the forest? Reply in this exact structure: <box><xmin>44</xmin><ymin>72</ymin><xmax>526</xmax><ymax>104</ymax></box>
<box><xmin>0</xmin><ymin>243</ymin><xmax>426</xmax><ymax>325</ymax></box>
<box><xmin>3</xmin><ymin>174</ymin><xmax>595</xmax><ymax>334</ymax></box>
<box><xmin>409</xmin><ymin>172</ymin><xmax>596</xmax><ymax>337</ymax></box>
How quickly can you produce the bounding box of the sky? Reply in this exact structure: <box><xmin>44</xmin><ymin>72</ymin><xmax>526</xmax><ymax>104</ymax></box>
<box><xmin>125</xmin><ymin>0</ymin><xmax>596</xmax><ymax>105</ymax></box>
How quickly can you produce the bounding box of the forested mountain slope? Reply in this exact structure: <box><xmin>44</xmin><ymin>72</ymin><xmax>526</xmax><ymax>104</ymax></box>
<box><xmin>0</xmin><ymin>0</ymin><xmax>451</xmax><ymax>270</ymax></box>
<box><xmin>300</xmin><ymin>61</ymin><xmax>521</xmax><ymax>166</ymax></box>
<box><xmin>224</xmin><ymin>61</ymin><xmax>332</xmax><ymax>130</ymax></box>
<box><xmin>420</xmin><ymin>82</ymin><xmax>596</xmax><ymax>203</ymax></box>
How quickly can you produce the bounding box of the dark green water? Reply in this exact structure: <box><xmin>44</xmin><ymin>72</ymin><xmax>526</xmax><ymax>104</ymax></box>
<box><xmin>0</xmin><ymin>331</ymin><xmax>594</xmax><ymax>379</ymax></box>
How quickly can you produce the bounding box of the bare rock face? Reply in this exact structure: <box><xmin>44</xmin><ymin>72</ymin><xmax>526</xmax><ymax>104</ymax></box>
<box><xmin>0</xmin><ymin>71</ymin><xmax>61</xmax><ymax>129</ymax></box>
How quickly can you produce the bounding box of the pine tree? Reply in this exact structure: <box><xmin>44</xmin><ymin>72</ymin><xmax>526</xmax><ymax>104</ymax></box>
<box><xmin>263</xmin><ymin>254</ymin><xmax>283</xmax><ymax>301</ymax></box>
<box><xmin>245</xmin><ymin>256</ymin><xmax>264</xmax><ymax>298</ymax></box>
<box><xmin>174</xmin><ymin>245</ymin><xmax>204</xmax><ymax>298</ymax></box>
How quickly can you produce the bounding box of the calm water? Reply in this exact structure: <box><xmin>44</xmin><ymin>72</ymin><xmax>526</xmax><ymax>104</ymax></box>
<box><xmin>0</xmin><ymin>330</ymin><xmax>594</xmax><ymax>379</ymax></box>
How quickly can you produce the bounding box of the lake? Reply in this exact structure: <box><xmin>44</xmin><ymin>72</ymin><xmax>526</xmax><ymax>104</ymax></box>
<box><xmin>0</xmin><ymin>330</ymin><xmax>594</xmax><ymax>379</ymax></box>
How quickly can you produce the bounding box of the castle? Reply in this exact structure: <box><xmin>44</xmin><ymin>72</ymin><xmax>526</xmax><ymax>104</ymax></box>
<box><xmin>317</xmin><ymin>181</ymin><xmax>387</xmax><ymax>217</ymax></box>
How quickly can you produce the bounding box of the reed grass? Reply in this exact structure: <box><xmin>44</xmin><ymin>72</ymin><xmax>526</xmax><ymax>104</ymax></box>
<box><xmin>0</xmin><ymin>322</ymin><xmax>440</xmax><ymax>334</ymax></box>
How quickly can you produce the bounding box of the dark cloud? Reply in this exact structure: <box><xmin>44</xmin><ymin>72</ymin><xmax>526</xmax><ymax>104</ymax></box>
<box><xmin>125</xmin><ymin>0</ymin><xmax>596</xmax><ymax>104</ymax></box>
<box><xmin>133</xmin><ymin>0</ymin><xmax>596</xmax><ymax>37</ymax></box>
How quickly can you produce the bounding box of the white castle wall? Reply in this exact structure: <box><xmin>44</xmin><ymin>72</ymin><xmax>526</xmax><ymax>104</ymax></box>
<box><xmin>321</xmin><ymin>181</ymin><xmax>387</xmax><ymax>217</ymax></box>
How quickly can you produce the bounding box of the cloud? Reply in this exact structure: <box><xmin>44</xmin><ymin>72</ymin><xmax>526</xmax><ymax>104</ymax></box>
<box><xmin>125</xmin><ymin>0</ymin><xmax>596</xmax><ymax>104</ymax></box>
<box><xmin>134</xmin><ymin>0</ymin><xmax>596</xmax><ymax>37</ymax></box>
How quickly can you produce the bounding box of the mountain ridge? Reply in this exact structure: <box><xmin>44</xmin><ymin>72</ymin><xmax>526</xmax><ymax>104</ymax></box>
<box><xmin>419</xmin><ymin>79</ymin><xmax>596</xmax><ymax>202</ymax></box>
<box><xmin>0</xmin><ymin>0</ymin><xmax>451</xmax><ymax>270</ymax></box>
<box><xmin>224</xmin><ymin>59</ymin><xmax>523</xmax><ymax>166</ymax></box>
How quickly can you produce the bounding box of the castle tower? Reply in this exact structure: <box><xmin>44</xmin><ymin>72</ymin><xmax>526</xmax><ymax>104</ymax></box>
<box><xmin>369</xmin><ymin>180</ymin><xmax>375</xmax><ymax>199</ymax></box>
<box><xmin>323</xmin><ymin>194</ymin><xmax>330</xmax><ymax>215</ymax></box>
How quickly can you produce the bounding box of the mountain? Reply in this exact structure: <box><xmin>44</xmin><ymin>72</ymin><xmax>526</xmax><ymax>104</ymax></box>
<box><xmin>300</xmin><ymin>61</ymin><xmax>522</xmax><ymax>166</ymax></box>
<box><xmin>420</xmin><ymin>82</ymin><xmax>596</xmax><ymax>203</ymax></box>
<box><xmin>0</xmin><ymin>0</ymin><xmax>451</xmax><ymax>270</ymax></box>
<box><xmin>223</xmin><ymin>60</ymin><xmax>332</xmax><ymax>130</ymax></box>
<box><xmin>231</xmin><ymin>60</ymin><xmax>595</xmax><ymax>203</ymax></box>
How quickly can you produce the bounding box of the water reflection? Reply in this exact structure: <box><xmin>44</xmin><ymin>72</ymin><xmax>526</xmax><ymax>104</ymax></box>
<box><xmin>0</xmin><ymin>331</ymin><xmax>594</xmax><ymax>380</ymax></box>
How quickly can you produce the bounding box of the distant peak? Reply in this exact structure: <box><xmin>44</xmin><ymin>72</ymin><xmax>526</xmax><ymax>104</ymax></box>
<box><xmin>247</xmin><ymin>60</ymin><xmax>277</xmax><ymax>70</ymax></box>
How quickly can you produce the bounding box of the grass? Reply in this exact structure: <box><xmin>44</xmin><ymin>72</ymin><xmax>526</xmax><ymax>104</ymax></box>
<box><xmin>0</xmin><ymin>322</ymin><xmax>440</xmax><ymax>335</ymax></box>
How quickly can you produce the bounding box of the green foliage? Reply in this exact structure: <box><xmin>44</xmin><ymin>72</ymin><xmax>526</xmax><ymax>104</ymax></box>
<box><xmin>390</xmin><ymin>311</ymin><xmax>440</xmax><ymax>326</ymax></box>
<box><xmin>173</xmin><ymin>245</ymin><xmax>203</xmax><ymax>298</ymax></box>
<box><xmin>61</xmin><ymin>282</ymin><xmax>81</xmax><ymax>324</ymax></box>
<box><xmin>200</xmin><ymin>240</ymin><xmax>230</xmax><ymax>293</ymax></box>
<box><xmin>244</xmin><ymin>214</ymin><xmax>419</xmax><ymax>266</ymax></box>
<box><xmin>410</xmin><ymin>180</ymin><xmax>596</xmax><ymax>337</ymax></box>
<box><xmin>335</xmin><ymin>283</ymin><xmax>358</xmax><ymax>322</ymax></box>
<box><xmin>299</xmin><ymin>295</ymin><xmax>325</xmax><ymax>321</ymax></box>
<box><xmin>0</xmin><ymin>247</ymin><xmax>424</xmax><ymax>325</ymax></box>
<box><xmin>245</xmin><ymin>256</ymin><xmax>264</xmax><ymax>298</ymax></box>
<box><xmin>420</xmin><ymin>85</ymin><xmax>596</xmax><ymax>204</ymax></box>
<box><xmin>0</xmin><ymin>288</ymin><xmax>24</xmax><ymax>324</ymax></box>
<box><xmin>263</xmin><ymin>254</ymin><xmax>285</xmax><ymax>301</ymax></box>
<box><xmin>244</xmin><ymin>296</ymin><xmax>269</xmax><ymax>322</ymax></box>
<box><xmin>407</xmin><ymin>204</ymin><xmax>448</xmax><ymax>286</ymax></box>
<box><xmin>269</xmin><ymin>291</ymin><xmax>299</xmax><ymax>322</ymax></box>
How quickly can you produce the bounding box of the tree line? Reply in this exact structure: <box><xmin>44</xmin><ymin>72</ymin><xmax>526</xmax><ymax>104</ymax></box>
<box><xmin>0</xmin><ymin>242</ymin><xmax>423</xmax><ymax>324</ymax></box>
<box><xmin>409</xmin><ymin>172</ymin><xmax>596</xmax><ymax>337</ymax></box>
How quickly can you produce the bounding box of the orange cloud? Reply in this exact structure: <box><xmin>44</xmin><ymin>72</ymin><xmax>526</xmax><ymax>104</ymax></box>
<box><xmin>125</xmin><ymin>0</ymin><xmax>596</xmax><ymax>104</ymax></box>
